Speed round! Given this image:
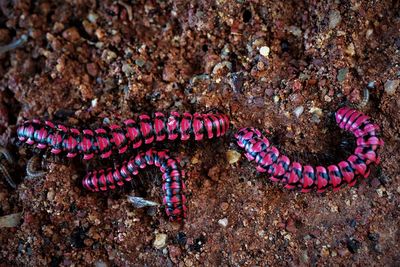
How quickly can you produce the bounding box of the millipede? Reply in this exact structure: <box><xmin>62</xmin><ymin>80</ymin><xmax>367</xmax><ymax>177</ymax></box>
<box><xmin>83</xmin><ymin>148</ymin><xmax>187</xmax><ymax>222</ymax></box>
<box><xmin>17</xmin><ymin>112</ymin><xmax>230</xmax><ymax>160</ymax></box>
<box><xmin>15</xmin><ymin>111</ymin><xmax>230</xmax><ymax>221</ymax></box>
<box><xmin>234</xmin><ymin>107</ymin><xmax>383</xmax><ymax>192</ymax></box>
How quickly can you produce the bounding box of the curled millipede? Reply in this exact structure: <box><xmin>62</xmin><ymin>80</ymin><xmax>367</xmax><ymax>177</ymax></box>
<box><xmin>25</xmin><ymin>156</ymin><xmax>47</xmax><ymax>179</ymax></box>
<box><xmin>0</xmin><ymin>162</ymin><xmax>16</xmax><ymax>189</ymax></box>
<box><xmin>0</xmin><ymin>147</ymin><xmax>16</xmax><ymax>189</ymax></box>
<box><xmin>234</xmin><ymin>107</ymin><xmax>383</xmax><ymax>192</ymax></box>
<box><xmin>17</xmin><ymin>112</ymin><xmax>230</xmax><ymax>160</ymax></box>
<box><xmin>347</xmin><ymin>87</ymin><xmax>370</xmax><ymax>109</ymax></box>
<box><xmin>0</xmin><ymin>147</ymin><xmax>14</xmax><ymax>163</ymax></box>
<box><xmin>83</xmin><ymin>148</ymin><xmax>186</xmax><ymax>222</ymax></box>
<box><xmin>355</xmin><ymin>88</ymin><xmax>370</xmax><ymax>109</ymax></box>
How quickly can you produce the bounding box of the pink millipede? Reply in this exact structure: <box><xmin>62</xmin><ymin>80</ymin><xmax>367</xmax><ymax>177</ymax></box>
<box><xmin>17</xmin><ymin>112</ymin><xmax>230</xmax><ymax>160</ymax></box>
<box><xmin>83</xmin><ymin>148</ymin><xmax>187</xmax><ymax>222</ymax></box>
<box><xmin>234</xmin><ymin>107</ymin><xmax>383</xmax><ymax>192</ymax></box>
<box><xmin>16</xmin><ymin>111</ymin><xmax>230</xmax><ymax>222</ymax></box>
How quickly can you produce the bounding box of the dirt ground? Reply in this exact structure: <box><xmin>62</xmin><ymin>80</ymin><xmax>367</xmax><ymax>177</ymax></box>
<box><xmin>0</xmin><ymin>0</ymin><xmax>399</xmax><ymax>266</ymax></box>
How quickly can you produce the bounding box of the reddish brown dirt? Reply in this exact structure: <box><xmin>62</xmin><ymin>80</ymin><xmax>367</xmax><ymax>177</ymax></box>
<box><xmin>1</xmin><ymin>1</ymin><xmax>399</xmax><ymax>266</ymax></box>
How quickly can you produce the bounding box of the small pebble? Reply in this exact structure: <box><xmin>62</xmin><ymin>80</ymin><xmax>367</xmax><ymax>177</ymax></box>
<box><xmin>47</xmin><ymin>190</ymin><xmax>55</xmax><ymax>201</ymax></box>
<box><xmin>293</xmin><ymin>106</ymin><xmax>304</xmax><ymax>118</ymax></box>
<box><xmin>226</xmin><ymin>150</ymin><xmax>241</xmax><ymax>164</ymax></box>
<box><xmin>102</xmin><ymin>50</ymin><xmax>117</xmax><ymax>63</ymax></box>
<box><xmin>86</xmin><ymin>63</ymin><xmax>99</xmax><ymax>77</ymax></box>
<box><xmin>95</xmin><ymin>28</ymin><xmax>106</xmax><ymax>40</ymax></box>
<box><xmin>329</xmin><ymin>10</ymin><xmax>342</xmax><ymax>29</ymax></box>
<box><xmin>347</xmin><ymin>239</ymin><xmax>361</xmax><ymax>253</ymax></box>
<box><xmin>259</xmin><ymin>46</ymin><xmax>270</xmax><ymax>57</ymax></box>
<box><xmin>218</xmin><ymin>218</ymin><xmax>228</xmax><ymax>227</ymax></box>
<box><xmin>285</xmin><ymin>218</ymin><xmax>297</xmax><ymax>233</ymax></box>
<box><xmin>324</xmin><ymin>95</ymin><xmax>332</xmax><ymax>102</ymax></box>
<box><xmin>91</xmin><ymin>98</ymin><xmax>98</xmax><ymax>109</ymax></box>
<box><xmin>153</xmin><ymin>233</ymin><xmax>168</xmax><ymax>249</ymax></box>
<box><xmin>191</xmin><ymin>155</ymin><xmax>200</xmax><ymax>164</ymax></box>
<box><xmin>384</xmin><ymin>79</ymin><xmax>399</xmax><ymax>96</ymax></box>
<box><xmin>309</xmin><ymin>107</ymin><xmax>322</xmax><ymax>116</ymax></box>
<box><xmin>88</xmin><ymin>12</ymin><xmax>99</xmax><ymax>23</ymax></box>
<box><xmin>321</xmin><ymin>246</ymin><xmax>330</xmax><ymax>257</ymax></box>
<box><xmin>0</xmin><ymin>213</ymin><xmax>22</xmax><ymax>228</ymax></box>
<box><xmin>345</xmin><ymin>43</ymin><xmax>356</xmax><ymax>56</ymax></box>
<box><xmin>220</xmin><ymin>202</ymin><xmax>229</xmax><ymax>211</ymax></box>
<box><xmin>366</xmin><ymin>29</ymin><xmax>373</xmax><ymax>39</ymax></box>
<box><xmin>135</xmin><ymin>59</ymin><xmax>146</xmax><ymax>67</ymax></box>
<box><xmin>84</xmin><ymin>238</ymin><xmax>94</xmax><ymax>247</ymax></box>
<box><xmin>330</xmin><ymin>204</ymin><xmax>338</xmax><ymax>212</ymax></box>
<box><xmin>208</xmin><ymin>166</ymin><xmax>220</xmax><ymax>181</ymax></box>
<box><xmin>176</xmin><ymin>232</ymin><xmax>187</xmax><ymax>246</ymax></box>
<box><xmin>184</xmin><ymin>258</ymin><xmax>193</xmax><ymax>267</ymax></box>
<box><xmin>376</xmin><ymin>187</ymin><xmax>385</xmax><ymax>197</ymax></box>
<box><xmin>337</xmin><ymin>68</ymin><xmax>349</xmax><ymax>82</ymax></box>
<box><xmin>288</xmin><ymin>26</ymin><xmax>302</xmax><ymax>37</ymax></box>
<box><xmin>367</xmin><ymin>81</ymin><xmax>376</xmax><ymax>89</ymax></box>
<box><xmin>162</xmin><ymin>65</ymin><xmax>177</xmax><ymax>82</ymax></box>
<box><xmin>122</xmin><ymin>63</ymin><xmax>134</xmax><ymax>76</ymax></box>
<box><xmin>62</xmin><ymin>27</ymin><xmax>80</xmax><ymax>42</ymax></box>
<box><xmin>82</xmin><ymin>20</ymin><xmax>95</xmax><ymax>35</ymax></box>
<box><xmin>300</xmin><ymin>250</ymin><xmax>309</xmax><ymax>263</ymax></box>
<box><xmin>338</xmin><ymin>248</ymin><xmax>350</xmax><ymax>257</ymax></box>
<box><xmin>94</xmin><ymin>261</ymin><xmax>107</xmax><ymax>267</ymax></box>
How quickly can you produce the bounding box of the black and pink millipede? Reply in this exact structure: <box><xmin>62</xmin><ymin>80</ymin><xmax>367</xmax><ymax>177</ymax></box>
<box><xmin>234</xmin><ymin>107</ymin><xmax>383</xmax><ymax>192</ymax></box>
<box><xmin>83</xmin><ymin>148</ymin><xmax>187</xmax><ymax>221</ymax></box>
<box><xmin>17</xmin><ymin>112</ymin><xmax>230</xmax><ymax>160</ymax></box>
<box><xmin>16</xmin><ymin>112</ymin><xmax>230</xmax><ymax>222</ymax></box>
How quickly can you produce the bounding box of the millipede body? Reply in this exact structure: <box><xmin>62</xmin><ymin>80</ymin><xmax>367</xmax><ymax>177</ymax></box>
<box><xmin>16</xmin><ymin>111</ymin><xmax>230</xmax><ymax>222</ymax></box>
<box><xmin>234</xmin><ymin>107</ymin><xmax>383</xmax><ymax>192</ymax></box>
<box><xmin>17</xmin><ymin>112</ymin><xmax>230</xmax><ymax>160</ymax></box>
<box><xmin>83</xmin><ymin>148</ymin><xmax>187</xmax><ymax>222</ymax></box>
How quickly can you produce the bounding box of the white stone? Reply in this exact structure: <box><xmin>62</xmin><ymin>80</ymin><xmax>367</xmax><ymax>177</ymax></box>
<box><xmin>153</xmin><ymin>233</ymin><xmax>168</xmax><ymax>249</ymax></box>
<box><xmin>293</xmin><ymin>106</ymin><xmax>304</xmax><ymax>118</ymax></box>
<box><xmin>384</xmin><ymin>80</ymin><xmax>399</xmax><ymax>96</ymax></box>
<box><xmin>329</xmin><ymin>10</ymin><xmax>342</xmax><ymax>29</ymax></box>
<box><xmin>259</xmin><ymin>46</ymin><xmax>270</xmax><ymax>57</ymax></box>
<box><xmin>218</xmin><ymin>218</ymin><xmax>228</xmax><ymax>227</ymax></box>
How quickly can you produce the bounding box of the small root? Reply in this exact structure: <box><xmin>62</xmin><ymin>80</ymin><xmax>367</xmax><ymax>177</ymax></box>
<box><xmin>0</xmin><ymin>147</ymin><xmax>16</xmax><ymax>189</ymax></box>
<box><xmin>127</xmin><ymin>195</ymin><xmax>159</xmax><ymax>209</ymax></box>
<box><xmin>118</xmin><ymin>1</ymin><xmax>133</xmax><ymax>21</ymax></box>
<box><xmin>0</xmin><ymin>34</ymin><xmax>28</xmax><ymax>54</ymax></box>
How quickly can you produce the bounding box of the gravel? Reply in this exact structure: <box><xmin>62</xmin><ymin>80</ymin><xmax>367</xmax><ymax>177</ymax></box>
<box><xmin>0</xmin><ymin>1</ymin><xmax>398</xmax><ymax>266</ymax></box>
<box><xmin>384</xmin><ymin>80</ymin><xmax>399</xmax><ymax>95</ymax></box>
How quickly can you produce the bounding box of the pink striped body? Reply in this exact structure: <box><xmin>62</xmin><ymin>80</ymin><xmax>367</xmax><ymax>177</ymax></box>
<box><xmin>234</xmin><ymin>107</ymin><xmax>383</xmax><ymax>192</ymax></box>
